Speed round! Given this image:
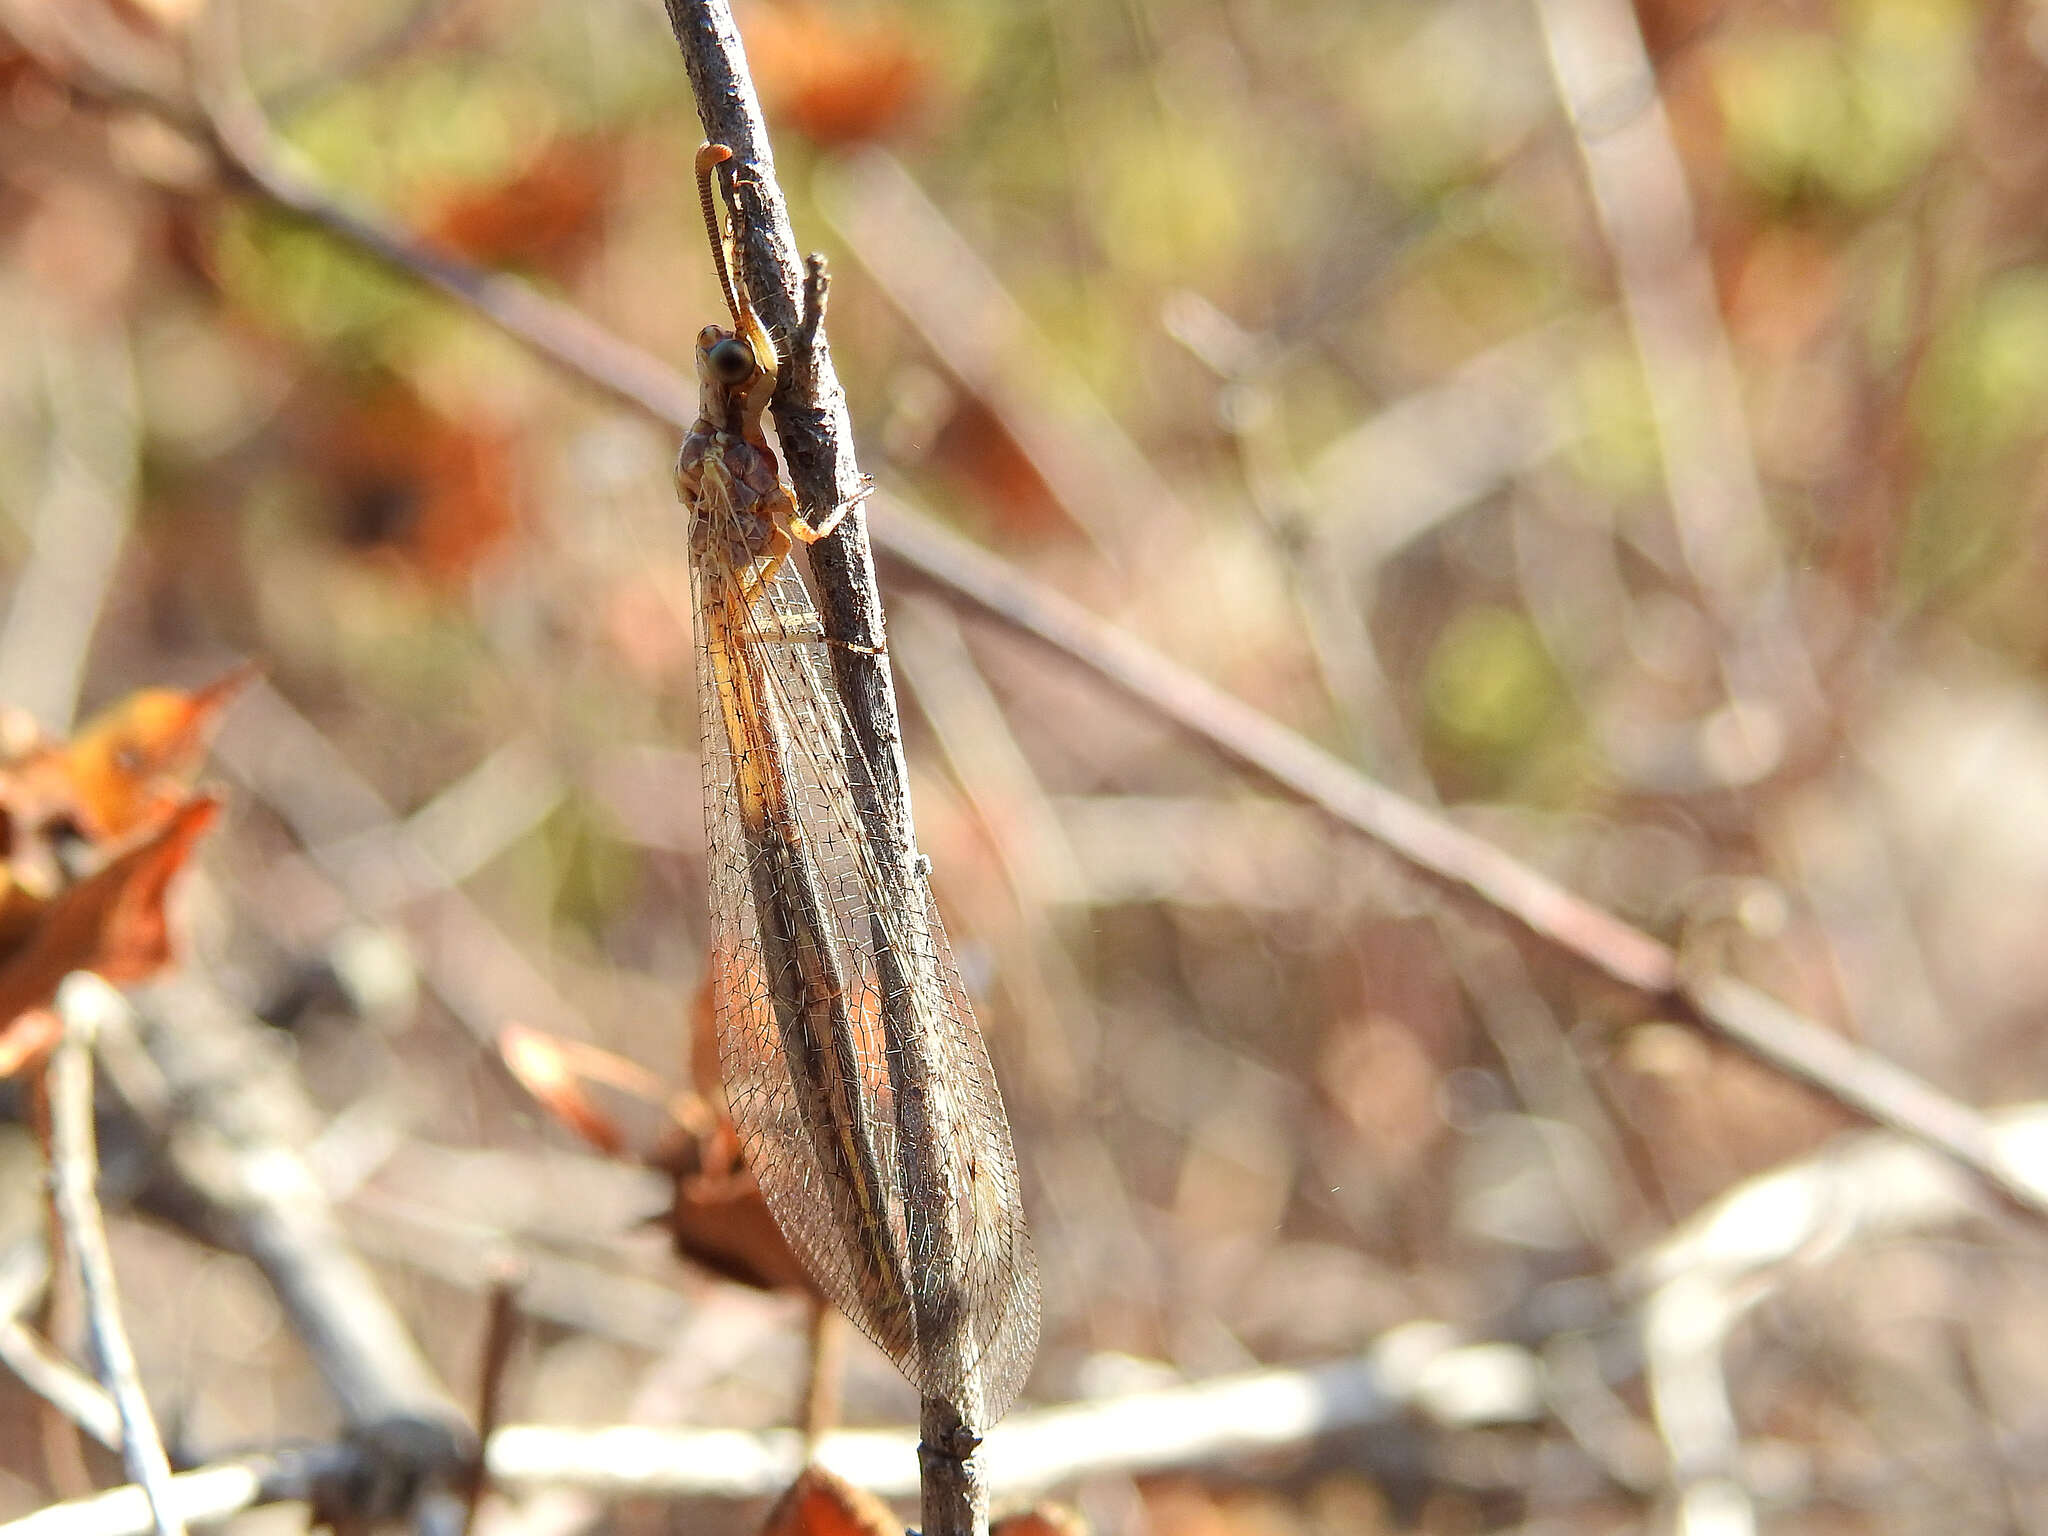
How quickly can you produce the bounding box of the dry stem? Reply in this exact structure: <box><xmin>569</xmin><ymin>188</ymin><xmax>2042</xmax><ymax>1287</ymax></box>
<box><xmin>44</xmin><ymin>977</ymin><xmax>183</xmax><ymax>1536</ymax></box>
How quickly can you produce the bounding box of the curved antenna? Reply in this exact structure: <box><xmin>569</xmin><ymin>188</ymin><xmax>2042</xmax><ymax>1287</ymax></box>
<box><xmin>694</xmin><ymin>142</ymin><xmax>743</xmax><ymax>329</ymax></box>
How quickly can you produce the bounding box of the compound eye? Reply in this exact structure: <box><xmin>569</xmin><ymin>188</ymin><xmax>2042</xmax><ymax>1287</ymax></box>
<box><xmin>709</xmin><ymin>337</ymin><xmax>755</xmax><ymax>384</ymax></box>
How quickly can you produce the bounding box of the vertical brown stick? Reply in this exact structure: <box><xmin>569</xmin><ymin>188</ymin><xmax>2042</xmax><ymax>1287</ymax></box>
<box><xmin>658</xmin><ymin>0</ymin><xmax>915</xmax><ymax>868</ymax></box>
<box><xmin>656</xmin><ymin>6</ymin><xmax>998</xmax><ymax>1534</ymax></box>
<box><xmin>799</xmin><ymin>1300</ymin><xmax>845</xmax><ymax>1447</ymax></box>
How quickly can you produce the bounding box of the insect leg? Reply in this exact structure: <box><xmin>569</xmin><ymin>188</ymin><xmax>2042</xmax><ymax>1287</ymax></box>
<box><xmin>789</xmin><ymin>479</ymin><xmax>873</xmax><ymax>544</ymax></box>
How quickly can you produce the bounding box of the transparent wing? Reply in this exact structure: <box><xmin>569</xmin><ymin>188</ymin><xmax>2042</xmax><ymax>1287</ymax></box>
<box><xmin>690</xmin><ymin>467</ymin><xmax>1039</xmax><ymax>1421</ymax></box>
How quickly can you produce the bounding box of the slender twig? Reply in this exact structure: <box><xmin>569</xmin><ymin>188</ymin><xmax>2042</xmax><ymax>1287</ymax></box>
<box><xmin>654</xmin><ymin>0</ymin><xmax>921</xmax><ymax>895</ymax></box>
<box><xmin>0</xmin><ymin>1318</ymin><xmax>124</xmax><ymax>1452</ymax></box>
<box><xmin>654</xmin><ymin>7</ymin><xmax>993</xmax><ymax>1533</ymax></box>
<box><xmin>0</xmin><ymin>1237</ymin><xmax>123</xmax><ymax>1453</ymax></box>
<box><xmin>799</xmin><ymin>1299</ymin><xmax>845</xmax><ymax>1448</ymax></box>
<box><xmin>1532</xmin><ymin>0</ymin><xmax>1825</xmax><ymax>763</ymax></box>
<box><xmin>20</xmin><ymin>1098</ymin><xmax>92</xmax><ymax>1505</ymax></box>
<box><xmin>43</xmin><ymin>977</ymin><xmax>184</xmax><ymax>1536</ymax></box>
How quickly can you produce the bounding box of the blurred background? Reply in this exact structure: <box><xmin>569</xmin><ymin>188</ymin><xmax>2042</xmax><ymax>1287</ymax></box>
<box><xmin>3</xmin><ymin>0</ymin><xmax>2048</xmax><ymax>1531</ymax></box>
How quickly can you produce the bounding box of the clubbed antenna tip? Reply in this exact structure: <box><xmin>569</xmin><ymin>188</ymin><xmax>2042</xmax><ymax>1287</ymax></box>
<box><xmin>694</xmin><ymin>142</ymin><xmax>744</xmax><ymax>332</ymax></box>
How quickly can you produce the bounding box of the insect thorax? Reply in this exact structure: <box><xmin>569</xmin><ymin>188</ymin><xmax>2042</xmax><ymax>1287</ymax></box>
<box><xmin>679</xmin><ymin>426</ymin><xmax>784</xmax><ymax>564</ymax></box>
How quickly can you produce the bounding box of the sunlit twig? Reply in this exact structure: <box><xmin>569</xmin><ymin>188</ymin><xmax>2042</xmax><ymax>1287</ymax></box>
<box><xmin>44</xmin><ymin>977</ymin><xmax>183</xmax><ymax>1536</ymax></box>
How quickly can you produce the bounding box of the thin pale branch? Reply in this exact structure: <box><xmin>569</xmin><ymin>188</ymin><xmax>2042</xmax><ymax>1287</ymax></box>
<box><xmin>1631</xmin><ymin>1102</ymin><xmax>2048</xmax><ymax>1536</ymax></box>
<box><xmin>0</xmin><ymin>1336</ymin><xmax>1546</xmax><ymax>1536</ymax></box>
<box><xmin>1533</xmin><ymin>0</ymin><xmax>1826</xmax><ymax>772</ymax></box>
<box><xmin>0</xmin><ymin>1318</ymin><xmax>124</xmax><ymax>1453</ymax></box>
<box><xmin>124</xmin><ymin>974</ymin><xmax>474</xmax><ymax>1482</ymax></box>
<box><xmin>0</xmin><ymin>1448</ymin><xmax>361</xmax><ymax>1536</ymax></box>
<box><xmin>0</xmin><ymin>1237</ymin><xmax>122</xmax><ymax>1453</ymax></box>
<box><xmin>44</xmin><ymin>977</ymin><xmax>183</xmax><ymax>1536</ymax></box>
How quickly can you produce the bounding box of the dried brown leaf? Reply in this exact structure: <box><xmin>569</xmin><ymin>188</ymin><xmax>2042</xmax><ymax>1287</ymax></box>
<box><xmin>758</xmin><ymin>1464</ymin><xmax>898</xmax><ymax>1536</ymax></box>
<box><xmin>0</xmin><ymin>795</ymin><xmax>219</xmax><ymax>1039</ymax></box>
<box><xmin>7</xmin><ymin>666</ymin><xmax>250</xmax><ymax>846</ymax></box>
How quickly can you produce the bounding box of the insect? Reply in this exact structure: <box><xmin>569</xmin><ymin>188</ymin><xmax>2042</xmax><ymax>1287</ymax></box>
<box><xmin>675</xmin><ymin>142</ymin><xmax>1039</xmax><ymax>1427</ymax></box>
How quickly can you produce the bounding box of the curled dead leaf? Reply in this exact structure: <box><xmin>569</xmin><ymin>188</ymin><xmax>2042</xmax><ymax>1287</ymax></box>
<box><xmin>655</xmin><ymin>970</ymin><xmax>816</xmax><ymax>1295</ymax></box>
<box><xmin>496</xmin><ymin>984</ymin><xmax>816</xmax><ymax>1299</ymax></box>
<box><xmin>650</xmin><ymin>1107</ymin><xmax>816</xmax><ymax>1296</ymax></box>
<box><xmin>57</xmin><ymin>666</ymin><xmax>253</xmax><ymax>841</ymax></box>
<box><xmin>5</xmin><ymin>666</ymin><xmax>251</xmax><ymax>849</ymax></box>
<box><xmin>0</xmin><ymin>795</ymin><xmax>220</xmax><ymax>1058</ymax></box>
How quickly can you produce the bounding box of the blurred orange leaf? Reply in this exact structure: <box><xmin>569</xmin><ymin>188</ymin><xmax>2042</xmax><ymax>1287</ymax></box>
<box><xmin>928</xmin><ymin>396</ymin><xmax>1066</xmax><ymax>539</ymax></box>
<box><xmin>316</xmin><ymin>380</ymin><xmax>517</xmax><ymax>585</ymax></box>
<box><xmin>741</xmin><ymin>1</ymin><xmax>928</xmax><ymax>147</ymax></box>
<box><xmin>758</xmin><ymin>1465</ymin><xmax>897</xmax><ymax>1536</ymax></box>
<box><xmin>992</xmin><ymin>1510</ymin><xmax>1090</xmax><ymax>1536</ymax></box>
<box><xmin>424</xmin><ymin>136</ymin><xmax>620</xmax><ymax>275</ymax></box>
<box><xmin>0</xmin><ymin>869</ymin><xmax>47</xmax><ymax>957</ymax></box>
<box><xmin>28</xmin><ymin>667</ymin><xmax>251</xmax><ymax>844</ymax></box>
<box><xmin>0</xmin><ymin>796</ymin><xmax>220</xmax><ymax>1062</ymax></box>
<box><xmin>3</xmin><ymin>667</ymin><xmax>246</xmax><ymax>847</ymax></box>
